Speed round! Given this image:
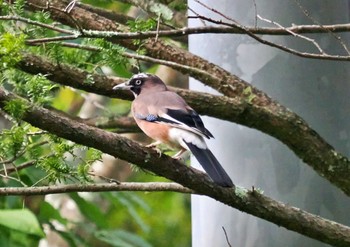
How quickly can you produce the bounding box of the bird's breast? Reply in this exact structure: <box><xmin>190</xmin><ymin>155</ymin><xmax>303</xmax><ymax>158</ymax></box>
<box><xmin>135</xmin><ymin>119</ymin><xmax>174</xmax><ymax>145</ymax></box>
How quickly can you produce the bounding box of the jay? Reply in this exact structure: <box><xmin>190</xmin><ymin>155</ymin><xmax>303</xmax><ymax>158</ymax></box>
<box><xmin>113</xmin><ymin>73</ymin><xmax>233</xmax><ymax>187</ymax></box>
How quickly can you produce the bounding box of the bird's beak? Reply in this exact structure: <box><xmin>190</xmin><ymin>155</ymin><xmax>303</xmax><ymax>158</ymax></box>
<box><xmin>113</xmin><ymin>81</ymin><xmax>131</xmax><ymax>90</ymax></box>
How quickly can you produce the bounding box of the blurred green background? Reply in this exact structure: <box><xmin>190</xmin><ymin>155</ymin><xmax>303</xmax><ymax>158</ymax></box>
<box><xmin>0</xmin><ymin>0</ymin><xmax>191</xmax><ymax>246</ymax></box>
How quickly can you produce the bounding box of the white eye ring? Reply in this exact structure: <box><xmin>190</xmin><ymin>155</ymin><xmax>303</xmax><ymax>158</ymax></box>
<box><xmin>135</xmin><ymin>80</ymin><xmax>142</xmax><ymax>85</ymax></box>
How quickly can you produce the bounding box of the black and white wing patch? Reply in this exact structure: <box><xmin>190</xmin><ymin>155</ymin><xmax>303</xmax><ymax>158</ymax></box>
<box><xmin>135</xmin><ymin>109</ymin><xmax>213</xmax><ymax>139</ymax></box>
<box><xmin>165</xmin><ymin>109</ymin><xmax>213</xmax><ymax>138</ymax></box>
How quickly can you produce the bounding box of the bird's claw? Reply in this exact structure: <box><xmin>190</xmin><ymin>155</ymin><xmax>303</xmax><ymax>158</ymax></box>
<box><xmin>172</xmin><ymin>155</ymin><xmax>185</xmax><ymax>163</ymax></box>
<box><xmin>146</xmin><ymin>141</ymin><xmax>162</xmax><ymax>148</ymax></box>
<box><xmin>146</xmin><ymin>141</ymin><xmax>162</xmax><ymax>157</ymax></box>
<box><xmin>172</xmin><ymin>149</ymin><xmax>188</xmax><ymax>163</ymax></box>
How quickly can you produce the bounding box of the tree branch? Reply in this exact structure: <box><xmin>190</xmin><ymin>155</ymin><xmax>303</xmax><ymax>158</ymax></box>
<box><xmin>0</xmin><ymin>182</ymin><xmax>193</xmax><ymax>195</ymax></box>
<box><xmin>0</xmin><ymin>15</ymin><xmax>74</xmax><ymax>34</ymax></box>
<box><xmin>5</xmin><ymin>14</ymin><xmax>350</xmax><ymax>37</ymax></box>
<box><xmin>0</xmin><ymin>89</ymin><xmax>350</xmax><ymax>246</ymax></box>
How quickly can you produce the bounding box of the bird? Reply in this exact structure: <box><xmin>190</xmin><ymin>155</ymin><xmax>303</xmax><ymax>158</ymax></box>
<box><xmin>113</xmin><ymin>73</ymin><xmax>233</xmax><ymax>187</ymax></box>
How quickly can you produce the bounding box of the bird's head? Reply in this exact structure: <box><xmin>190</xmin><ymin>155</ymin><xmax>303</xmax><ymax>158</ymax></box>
<box><xmin>113</xmin><ymin>73</ymin><xmax>167</xmax><ymax>97</ymax></box>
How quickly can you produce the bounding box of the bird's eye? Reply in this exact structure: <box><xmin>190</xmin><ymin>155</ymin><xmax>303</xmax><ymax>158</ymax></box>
<box><xmin>135</xmin><ymin>80</ymin><xmax>142</xmax><ymax>85</ymax></box>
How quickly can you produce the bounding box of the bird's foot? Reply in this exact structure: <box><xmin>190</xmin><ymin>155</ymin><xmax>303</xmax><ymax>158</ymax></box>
<box><xmin>146</xmin><ymin>141</ymin><xmax>162</xmax><ymax>157</ymax></box>
<box><xmin>146</xmin><ymin>141</ymin><xmax>162</xmax><ymax>148</ymax></box>
<box><xmin>172</xmin><ymin>149</ymin><xmax>189</xmax><ymax>162</ymax></box>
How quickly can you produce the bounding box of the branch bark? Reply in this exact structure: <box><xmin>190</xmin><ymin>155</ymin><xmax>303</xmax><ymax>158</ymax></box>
<box><xmin>0</xmin><ymin>89</ymin><xmax>350</xmax><ymax>246</ymax></box>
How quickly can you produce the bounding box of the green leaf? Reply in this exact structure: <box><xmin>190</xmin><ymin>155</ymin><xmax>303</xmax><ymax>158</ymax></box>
<box><xmin>169</xmin><ymin>1</ymin><xmax>187</xmax><ymax>11</ymax></box>
<box><xmin>127</xmin><ymin>19</ymin><xmax>156</xmax><ymax>32</ymax></box>
<box><xmin>13</xmin><ymin>0</ymin><xmax>25</xmax><ymax>16</ymax></box>
<box><xmin>37</xmin><ymin>155</ymin><xmax>71</xmax><ymax>182</ymax></box>
<box><xmin>39</xmin><ymin>201</ymin><xmax>68</xmax><ymax>226</ymax></box>
<box><xmin>24</xmin><ymin>73</ymin><xmax>58</xmax><ymax>104</ymax></box>
<box><xmin>69</xmin><ymin>192</ymin><xmax>107</xmax><ymax>228</ymax></box>
<box><xmin>95</xmin><ymin>229</ymin><xmax>153</xmax><ymax>247</ymax></box>
<box><xmin>3</xmin><ymin>98</ymin><xmax>29</xmax><ymax>119</ymax></box>
<box><xmin>0</xmin><ymin>125</ymin><xmax>27</xmax><ymax>157</ymax></box>
<box><xmin>242</xmin><ymin>86</ymin><xmax>256</xmax><ymax>103</ymax></box>
<box><xmin>0</xmin><ymin>1</ymin><xmax>10</xmax><ymax>16</ymax></box>
<box><xmin>0</xmin><ymin>33</ymin><xmax>25</xmax><ymax>68</ymax></box>
<box><xmin>0</xmin><ymin>209</ymin><xmax>45</xmax><ymax>237</ymax></box>
<box><xmin>103</xmin><ymin>192</ymin><xmax>150</xmax><ymax>233</ymax></box>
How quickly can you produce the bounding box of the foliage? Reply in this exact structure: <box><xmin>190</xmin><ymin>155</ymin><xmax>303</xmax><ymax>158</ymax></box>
<box><xmin>3</xmin><ymin>98</ymin><xmax>28</xmax><ymax>119</ymax></box>
<box><xmin>0</xmin><ymin>33</ymin><xmax>25</xmax><ymax>68</ymax></box>
<box><xmin>0</xmin><ymin>209</ymin><xmax>45</xmax><ymax>237</ymax></box>
<box><xmin>128</xmin><ymin>18</ymin><xmax>157</xmax><ymax>33</ymax></box>
<box><xmin>0</xmin><ymin>1</ymin><xmax>191</xmax><ymax>246</ymax></box>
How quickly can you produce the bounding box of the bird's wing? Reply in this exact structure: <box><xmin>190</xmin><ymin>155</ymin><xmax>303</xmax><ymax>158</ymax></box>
<box><xmin>133</xmin><ymin>91</ymin><xmax>213</xmax><ymax>138</ymax></box>
<box><xmin>158</xmin><ymin>108</ymin><xmax>213</xmax><ymax>138</ymax></box>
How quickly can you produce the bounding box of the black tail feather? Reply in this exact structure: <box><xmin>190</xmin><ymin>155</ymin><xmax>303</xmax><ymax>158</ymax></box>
<box><xmin>185</xmin><ymin>142</ymin><xmax>233</xmax><ymax>187</ymax></box>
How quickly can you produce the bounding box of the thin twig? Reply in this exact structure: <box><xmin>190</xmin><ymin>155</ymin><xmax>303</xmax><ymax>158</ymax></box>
<box><xmin>26</xmin><ymin>34</ymin><xmax>79</xmax><ymax>44</ymax></box>
<box><xmin>28</xmin><ymin>0</ymin><xmax>84</xmax><ymax>33</ymax></box>
<box><xmin>192</xmin><ymin>14</ymin><xmax>350</xmax><ymax>61</ymax></box>
<box><xmin>55</xmin><ymin>41</ymin><xmax>99</xmax><ymax>51</ymax></box>
<box><xmin>258</xmin><ymin>15</ymin><xmax>325</xmax><ymax>54</ymax></box>
<box><xmin>155</xmin><ymin>13</ymin><xmax>161</xmax><ymax>42</ymax></box>
<box><xmin>0</xmin><ymin>173</ymin><xmax>28</xmax><ymax>187</ymax></box>
<box><xmin>222</xmin><ymin>226</ymin><xmax>232</xmax><ymax>247</ymax></box>
<box><xmin>0</xmin><ymin>15</ymin><xmax>75</xmax><ymax>34</ymax></box>
<box><xmin>2</xmin><ymin>164</ymin><xmax>7</xmax><ymax>177</ymax></box>
<box><xmin>188</xmin><ymin>7</ymin><xmax>207</xmax><ymax>26</ymax></box>
<box><xmin>252</xmin><ymin>0</ymin><xmax>258</xmax><ymax>28</ymax></box>
<box><xmin>0</xmin><ymin>159</ymin><xmax>37</xmax><ymax>175</ymax></box>
<box><xmin>64</xmin><ymin>0</ymin><xmax>78</xmax><ymax>13</ymax></box>
<box><xmin>28</xmin><ymin>40</ymin><xmax>218</xmax><ymax>79</ymax></box>
<box><xmin>49</xmin><ymin>1</ymin><xmax>84</xmax><ymax>33</ymax></box>
<box><xmin>294</xmin><ymin>0</ymin><xmax>350</xmax><ymax>55</ymax></box>
<box><xmin>0</xmin><ymin>140</ymin><xmax>49</xmax><ymax>166</ymax></box>
<box><xmin>194</xmin><ymin>0</ymin><xmax>239</xmax><ymax>24</ymax></box>
<box><xmin>0</xmin><ymin>182</ymin><xmax>193</xmax><ymax>195</ymax></box>
<box><xmin>88</xmin><ymin>171</ymin><xmax>121</xmax><ymax>184</ymax></box>
<box><xmin>31</xmin><ymin>172</ymin><xmax>54</xmax><ymax>187</ymax></box>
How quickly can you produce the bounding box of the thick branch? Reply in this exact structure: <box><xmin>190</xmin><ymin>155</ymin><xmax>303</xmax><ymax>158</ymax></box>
<box><xmin>0</xmin><ymin>89</ymin><xmax>350</xmax><ymax>246</ymax></box>
<box><xmin>17</xmin><ymin>52</ymin><xmax>350</xmax><ymax>197</ymax></box>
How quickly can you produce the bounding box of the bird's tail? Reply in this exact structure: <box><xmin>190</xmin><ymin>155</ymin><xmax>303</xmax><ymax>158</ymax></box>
<box><xmin>185</xmin><ymin>141</ymin><xmax>233</xmax><ymax>187</ymax></box>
